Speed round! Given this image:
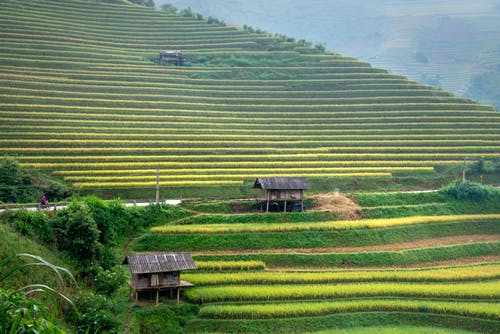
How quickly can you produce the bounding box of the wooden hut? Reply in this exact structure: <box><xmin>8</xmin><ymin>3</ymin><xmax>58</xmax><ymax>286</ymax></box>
<box><xmin>124</xmin><ymin>252</ymin><xmax>196</xmax><ymax>305</ymax></box>
<box><xmin>159</xmin><ymin>50</ymin><xmax>182</xmax><ymax>65</ymax></box>
<box><xmin>254</xmin><ymin>177</ymin><xmax>310</xmax><ymax>212</ymax></box>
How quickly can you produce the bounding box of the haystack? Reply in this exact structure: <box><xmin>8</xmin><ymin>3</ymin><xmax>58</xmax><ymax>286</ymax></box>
<box><xmin>311</xmin><ymin>193</ymin><xmax>362</xmax><ymax>220</ymax></box>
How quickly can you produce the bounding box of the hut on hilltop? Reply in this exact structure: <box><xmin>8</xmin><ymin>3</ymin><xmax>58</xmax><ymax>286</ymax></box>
<box><xmin>124</xmin><ymin>252</ymin><xmax>196</xmax><ymax>305</ymax></box>
<box><xmin>254</xmin><ymin>177</ymin><xmax>310</xmax><ymax>212</ymax></box>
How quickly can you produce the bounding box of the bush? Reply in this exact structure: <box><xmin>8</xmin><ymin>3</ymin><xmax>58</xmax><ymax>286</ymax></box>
<box><xmin>63</xmin><ymin>201</ymin><xmax>101</xmax><ymax>272</ymax></box>
<box><xmin>440</xmin><ymin>180</ymin><xmax>498</xmax><ymax>201</ymax></box>
<box><xmin>67</xmin><ymin>293</ymin><xmax>119</xmax><ymax>334</ymax></box>
<box><xmin>0</xmin><ymin>289</ymin><xmax>66</xmax><ymax>334</ymax></box>
<box><xmin>4</xmin><ymin>209</ymin><xmax>54</xmax><ymax>245</ymax></box>
<box><xmin>0</xmin><ymin>157</ymin><xmax>71</xmax><ymax>203</ymax></box>
<box><xmin>94</xmin><ymin>266</ymin><xmax>126</xmax><ymax>297</ymax></box>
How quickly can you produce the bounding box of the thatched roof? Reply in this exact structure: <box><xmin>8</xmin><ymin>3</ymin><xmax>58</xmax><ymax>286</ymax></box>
<box><xmin>125</xmin><ymin>253</ymin><xmax>196</xmax><ymax>274</ymax></box>
<box><xmin>253</xmin><ymin>177</ymin><xmax>310</xmax><ymax>190</ymax></box>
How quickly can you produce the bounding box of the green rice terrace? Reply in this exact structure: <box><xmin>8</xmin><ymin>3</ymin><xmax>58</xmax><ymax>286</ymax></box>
<box><xmin>132</xmin><ymin>192</ymin><xmax>500</xmax><ymax>333</ymax></box>
<box><xmin>0</xmin><ymin>0</ymin><xmax>499</xmax><ymax>333</ymax></box>
<box><xmin>0</xmin><ymin>0</ymin><xmax>499</xmax><ymax>199</ymax></box>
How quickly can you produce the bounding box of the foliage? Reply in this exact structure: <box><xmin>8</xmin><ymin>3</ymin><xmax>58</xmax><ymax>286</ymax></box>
<box><xmin>128</xmin><ymin>0</ymin><xmax>154</xmax><ymax>7</ymax></box>
<box><xmin>0</xmin><ymin>157</ymin><xmax>70</xmax><ymax>204</ymax></box>
<box><xmin>94</xmin><ymin>266</ymin><xmax>126</xmax><ymax>297</ymax></box>
<box><xmin>0</xmin><ymin>254</ymin><xmax>76</xmax><ymax>334</ymax></box>
<box><xmin>0</xmin><ymin>289</ymin><xmax>66</xmax><ymax>334</ymax></box>
<box><xmin>63</xmin><ymin>201</ymin><xmax>101</xmax><ymax>272</ymax></box>
<box><xmin>66</xmin><ymin>293</ymin><xmax>119</xmax><ymax>334</ymax></box>
<box><xmin>131</xmin><ymin>304</ymin><xmax>199</xmax><ymax>334</ymax></box>
<box><xmin>187</xmin><ymin>312</ymin><xmax>500</xmax><ymax>334</ymax></box>
<box><xmin>440</xmin><ymin>180</ymin><xmax>498</xmax><ymax>201</ymax></box>
<box><xmin>6</xmin><ymin>209</ymin><xmax>54</xmax><ymax>245</ymax></box>
<box><xmin>160</xmin><ymin>3</ymin><xmax>177</xmax><ymax>14</ymax></box>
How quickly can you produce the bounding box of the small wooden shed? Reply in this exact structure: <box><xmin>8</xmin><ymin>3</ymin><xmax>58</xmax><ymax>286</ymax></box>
<box><xmin>124</xmin><ymin>252</ymin><xmax>196</xmax><ymax>305</ymax></box>
<box><xmin>254</xmin><ymin>177</ymin><xmax>310</xmax><ymax>212</ymax></box>
<box><xmin>159</xmin><ymin>50</ymin><xmax>182</xmax><ymax>66</ymax></box>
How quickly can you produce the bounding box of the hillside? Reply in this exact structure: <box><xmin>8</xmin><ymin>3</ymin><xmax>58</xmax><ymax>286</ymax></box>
<box><xmin>160</xmin><ymin>0</ymin><xmax>500</xmax><ymax>110</ymax></box>
<box><xmin>0</xmin><ymin>0</ymin><xmax>499</xmax><ymax>200</ymax></box>
<box><xmin>132</xmin><ymin>194</ymin><xmax>500</xmax><ymax>333</ymax></box>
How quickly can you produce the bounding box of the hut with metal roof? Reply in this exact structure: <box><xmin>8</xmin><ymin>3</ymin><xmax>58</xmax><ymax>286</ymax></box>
<box><xmin>159</xmin><ymin>50</ymin><xmax>183</xmax><ymax>66</ymax></box>
<box><xmin>124</xmin><ymin>252</ymin><xmax>196</xmax><ymax>305</ymax></box>
<box><xmin>253</xmin><ymin>177</ymin><xmax>310</xmax><ymax>212</ymax></box>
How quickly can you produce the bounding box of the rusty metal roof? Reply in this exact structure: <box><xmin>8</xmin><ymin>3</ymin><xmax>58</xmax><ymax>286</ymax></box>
<box><xmin>125</xmin><ymin>253</ymin><xmax>196</xmax><ymax>274</ymax></box>
<box><xmin>253</xmin><ymin>177</ymin><xmax>310</xmax><ymax>190</ymax></box>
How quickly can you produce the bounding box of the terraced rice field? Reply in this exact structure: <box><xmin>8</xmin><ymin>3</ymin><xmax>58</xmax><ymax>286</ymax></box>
<box><xmin>0</xmin><ymin>0</ymin><xmax>498</xmax><ymax>195</ymax></box>
<box><xmin>132</xmin><ymin>193</ymin><xmax>500</xmax><ymax>333</ymax></box>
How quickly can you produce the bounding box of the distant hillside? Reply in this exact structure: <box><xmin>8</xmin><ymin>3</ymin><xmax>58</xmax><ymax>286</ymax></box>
<box><xmin>159</xmin><ymin>0</ymin><xmax>500</xmax><ymax>110</ymax></box>
<box><xmin>0</xmin><ymin>0</ymin><xmax>499</xmax><ymax>199</ymax></box>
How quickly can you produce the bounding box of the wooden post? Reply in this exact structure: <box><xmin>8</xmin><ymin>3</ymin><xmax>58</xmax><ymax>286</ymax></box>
<box><xmin>301</xmin><ymin>190</ymin><xmax>304</xmax><ymax>212</ymax></box>
<box><xmin>135</xmin><ymin>290</ymin><xmax>138</xmax><ymax>303</ymax></box>
<box><xmin>266</xmin><ymin>190</ymin><xmax>270</xmax><ymax>213</ymax></box>
<box><xmin>284</xmin><ymin>191</ymin><xmax>288</xmax><ymax>212</ymax></box>
<box><xmin>155</xmin><ymin>168</ymin><xmax>160</xmax><ymax>204</ymax></box>
<box><xmin>156</xmin><ymin>289</ymin><xmax>159</xmax><ymax>306</ymax></box>
<box><xmin>176</xmin><ymin>288</ymin><xmax>180</xmax><ymax>304</ymax></box>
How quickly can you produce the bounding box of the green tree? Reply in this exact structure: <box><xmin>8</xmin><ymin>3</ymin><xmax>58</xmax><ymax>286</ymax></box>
<box><xmin>128</xmin><ymin>0</ymin><xmax>154</xmax><ymax>7</ymax></box>
<box><xmin>0</xmin><ymin>157</ymin><xmax>32</xmax><ymax>203</ymax></box>
<box><xmin>0</xmin><ymin>157</ymin><xmax>71</xmax><ymax>203</ymax></box>
<box><xmin>180</xmin><ymin>7</ymin><xmax>193</xmax><ymax>17</ymax></box>
<box><xmin>64</xmin><ymin>202</ymin><xmax>101</xmax><ymax>272</ymax></box>
<box><xmin>160</xmin><ymin>3</ymin><xmax>177</xmax><ymax>14</ymax></box>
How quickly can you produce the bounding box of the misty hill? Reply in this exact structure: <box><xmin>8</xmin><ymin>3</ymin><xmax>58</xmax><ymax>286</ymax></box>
<box><xmin>159</xmin><ymin>0</ymin><xmax>500</xmax><ymax>110</ymax></box>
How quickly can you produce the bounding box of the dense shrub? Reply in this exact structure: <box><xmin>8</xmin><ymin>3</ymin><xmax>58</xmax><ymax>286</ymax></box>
<box><xmin>3</xmin><ymin>209</ymin><xmax>54</xmax><ymax>245</ymax></box>
<box><xmin>0</xmin><ymin>289</ymin><xmax>65</xmax><ymax>333</ymax></box>
<box><xmin>440</xmin><ymin>180</ymin><xmax>498</xmax><ymax>201</ymax></box>
<box><xmin>66</xmin><ymin>293</ymin><xmax>119</xmax><ymax>334</ymax></box>
<box><xmin>94</xmin><ymin>266</ymin><xmax>127</xmax><ymax>297</ymax></box>
<box><xmin>63</xmin><ymin>201</ymin><xmax>101</xmax><ymax>272</ymax></box>
<box><xmin>0</xmin><ymin>157</ymin><xmax>70</xmax><ymax>204</ymax></box>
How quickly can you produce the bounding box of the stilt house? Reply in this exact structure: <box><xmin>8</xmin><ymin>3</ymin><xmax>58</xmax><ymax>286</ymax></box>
<box><xmin>254</xmin><ymin>177</ymin><xmax>310</xmax><ymax>212</ymax></box>
<box><xmin>125</xmin><ymin>252</ymin><xmax>196</xmax><ymax>305</ymax></box>
<box><xmin>159</xmin><ymin>50</ymin><xmax>183</xmax><ymax>65</ymax></box>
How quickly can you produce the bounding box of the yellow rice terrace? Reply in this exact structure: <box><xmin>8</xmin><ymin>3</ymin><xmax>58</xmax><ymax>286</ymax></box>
<box><xmin>0</xmin><ymin>0</ymin><xmax>498</xmax><ymax>198</ymax></box>
<box><xmin>0</xmin><ymin>1</ymin><xmax>499</xmax><ymax>332</ymax></box>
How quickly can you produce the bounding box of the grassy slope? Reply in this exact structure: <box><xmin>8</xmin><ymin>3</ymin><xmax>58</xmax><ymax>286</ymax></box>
<box><xmin>0</xmin><ymin>0</ymin><xmax>498</xmax><ymax>200</ymax></box>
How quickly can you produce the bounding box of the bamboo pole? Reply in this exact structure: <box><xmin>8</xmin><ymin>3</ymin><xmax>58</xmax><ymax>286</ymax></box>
<box><xmin>155</xmin><ymin>168</ymin><xmax>160</xmax><ymax>204</ymax></box>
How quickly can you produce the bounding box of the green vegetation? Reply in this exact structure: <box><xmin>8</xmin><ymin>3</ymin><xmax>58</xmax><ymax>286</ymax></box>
<box><xmin>186</xmin><ymin>312</ymin><xmax>500</xmax><ymax>333</ymax></box>
<box><xmin>0</xmin><ymin>254</ymin><xmax>75</xmax><ymax>333</ymax></box>
<box><xmin>307</xmin><ymin>326</ymin><xmax>479</xmax><ymax>334</ymax></box>
<box><xmin>0</xmin><ymin>157</ymin><xmax>71</xmax><ymax>204</ymax></box>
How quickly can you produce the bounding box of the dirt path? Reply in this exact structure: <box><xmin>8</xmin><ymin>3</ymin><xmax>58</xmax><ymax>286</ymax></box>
<box><xmin>192</xmin><ymin>234</ymin><xmax>500</xmax><ymax>256</ymax></box>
